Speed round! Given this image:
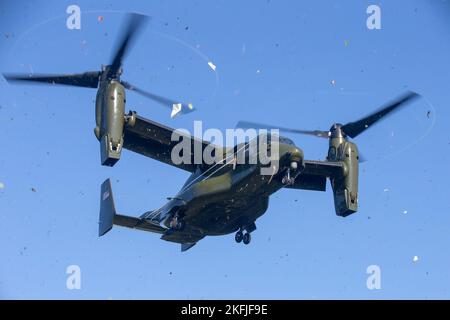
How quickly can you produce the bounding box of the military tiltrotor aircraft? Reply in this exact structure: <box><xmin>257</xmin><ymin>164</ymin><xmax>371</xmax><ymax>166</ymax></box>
<box><xmin>101</xmin><ymin>89</ymin><xmax>418</xmax><ymax>252</ymax></box>
<box><xmin>3</xmin><ymin>14</ymin><xmax>421</xmax><ymax>252</ymax></box>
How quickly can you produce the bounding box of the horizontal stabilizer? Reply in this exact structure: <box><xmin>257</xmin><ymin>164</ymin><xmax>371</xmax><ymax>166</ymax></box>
<box><xmin>114</xmin><ymin>214</ymin><xmax>166</xmax><ymax>234</ymax></box>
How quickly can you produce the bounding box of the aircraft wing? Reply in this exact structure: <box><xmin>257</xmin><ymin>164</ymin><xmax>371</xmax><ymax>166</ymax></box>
<box><xmin>123</xmin><ymin>113</ymin><xmax>216</xmax><ymax>172</ymax></box>
<box><xmin>302</xmin><ymin>160</ymin><xmax>344</xmax><ymax>177</ymax></box>
<box><xmin>286</xmin><ymin>160</ymin><xmax>345</xmax><ymax>192</ymax></box>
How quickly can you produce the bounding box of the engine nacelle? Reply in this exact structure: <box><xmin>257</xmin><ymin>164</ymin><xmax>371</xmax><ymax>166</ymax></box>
<box><xmin>95</xmin><ymin>80</ymin><xmax>126</xmax><ymax>166</ymax></box>
<box><xmin>328</xmin><ymin>139</ymin><xmax>359</xmax><ymax>217</ymax></box>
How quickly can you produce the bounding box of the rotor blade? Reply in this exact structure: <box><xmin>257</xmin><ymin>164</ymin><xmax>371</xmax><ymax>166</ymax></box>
<box><xmin>236</xmin><ymin>121</ymin><xmax>329</xmax><ymax>138</ymax></box>
<box><xmin>121</xmin><ymin>81</ymin><xmax>194</xmax><ymax>117</ymax></box>
<box><xmin>341</xmin><ymin>91</ymin><xmax>420</xmax><ymax>139</ymax></box>
<box><xmin>3</xmin><ymin>71</ymin><xmax>100</xmax><ymax>88</ymax></box>
<box><xmin>122</xmin><ymin>81</ymin><xmax>177</xmax><ymax>106</ymax></box>
<box><xmin>109</xmin><ymin>13</ymin><xmax>149</xmax><ymax>75</ymax></box>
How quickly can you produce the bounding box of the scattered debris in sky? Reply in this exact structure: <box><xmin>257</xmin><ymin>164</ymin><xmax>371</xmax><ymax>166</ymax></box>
<box><xmin>98</xmin><ymin>15</ymin><xmax>104</xmax><ymax>23</ymax></box>
<box><xmin>256</xmin><ymin>69</ymin><xmax>261</xmax><ymax>74</ymax></box>
<box><xmin>331</xmin><ymin>79</ymin><xmax>336</xmax><ymax>86</ymax></box>
<box><xmin>403</xmin><ymin>210</ymin><xmax>408</xmax><ymax>214</ymax></box>
<box><xmin>185</xmin><ymin>26</ymin><xmax>189</xmax><ymax>30</ymax></box>
<box><xmin>207</xmin><ymin>61</ymin><xmax>216</xmax><ymax>71</ymax></box>
<box><xmin>171</xmin><ymin>103</ymin><xmax>182</xmax><ymax>118</ymax></box>
<box><xmin>31</xmin><ymin>187</ymin><xmax>37</xmax><ymax>192</ymax></box>
<box><xmin>20</xmin><ymin>246</ymin><xmax>27</xmax><ymax>256</ymax></box>
<box><xmin>427</xmin><ymin>110</ymin><xmax>431</xmax><ymax>118</ymax></box>
<box><xmin>413</xmin><ymin>255</ymin><xmax>419</xmax><ymax>262</ymax></box>
<box><xmin>0</xmin><ymin>182</ymin><xmax>4</xmax><ymax>189</ymax></box>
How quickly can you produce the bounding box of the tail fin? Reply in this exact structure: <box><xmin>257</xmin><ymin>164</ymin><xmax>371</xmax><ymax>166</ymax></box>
<box><xmin>99</xmin><ymin>179</ymin><xmax>116</xmax><ymax>236</ymax></box>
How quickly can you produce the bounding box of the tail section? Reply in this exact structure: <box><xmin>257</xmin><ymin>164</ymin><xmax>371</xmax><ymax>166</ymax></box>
<box><xmin>98</xmin><ymin>179</ymin><xmax>166</xmax><ymax>236</ymax></box>
<box><xmin>98</xmin><ymin>179</ymin><xmax>198</xmax><ymax>252</ymax></box>
<box><xmin>99</xmin><ymin>179</ymin><xmax>116</xmax><ymax>236</ymax></box>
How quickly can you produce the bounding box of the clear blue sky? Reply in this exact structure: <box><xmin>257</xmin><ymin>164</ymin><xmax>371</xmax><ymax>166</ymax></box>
<box><xmin>0</xmin><ymin>0</ymin><xmax>449</xmax><ymax>299</ymax></box>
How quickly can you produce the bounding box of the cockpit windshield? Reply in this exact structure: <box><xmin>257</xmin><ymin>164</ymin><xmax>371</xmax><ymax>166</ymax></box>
<box><xmin>279</xmin><ymin>136</ymin><xmax>295</xmax><ymax>145</ymax></box>
<box><xmin>266</xmin><ymin>133</ymin><xmax>295</xmax><ymax>146</ymax></box>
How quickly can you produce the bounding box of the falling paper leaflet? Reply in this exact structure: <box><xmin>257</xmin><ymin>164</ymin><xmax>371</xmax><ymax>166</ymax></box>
<box><xmin>171</xmin><ymin>103</ymin><xmax>182</xmax><ymax>118</ymax></box>
<box><xmin>208</xmin><ymin>61</ymin><xmax>216</xmax><ymax>71</ymax></box>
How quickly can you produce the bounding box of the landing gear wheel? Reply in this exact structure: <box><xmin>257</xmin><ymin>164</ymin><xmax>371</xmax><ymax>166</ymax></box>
<box><xmin>235</xmin><ymin>231</ymin><xmax>243</xmax><ymax>243</ymax></box>
<box><xmin>282</xmin><ymin>168</ymin><xmax>295</xmax><ymax>186</ymax></box>
<box><xmin>282</xmin><ymin>176</ymin><xmax>295</xmax><ymax>185</ymax></box>
<box><xmin>243</xmin><ymin>232</ymin><xmax>251</xmax><ymax>245</ymax></box>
